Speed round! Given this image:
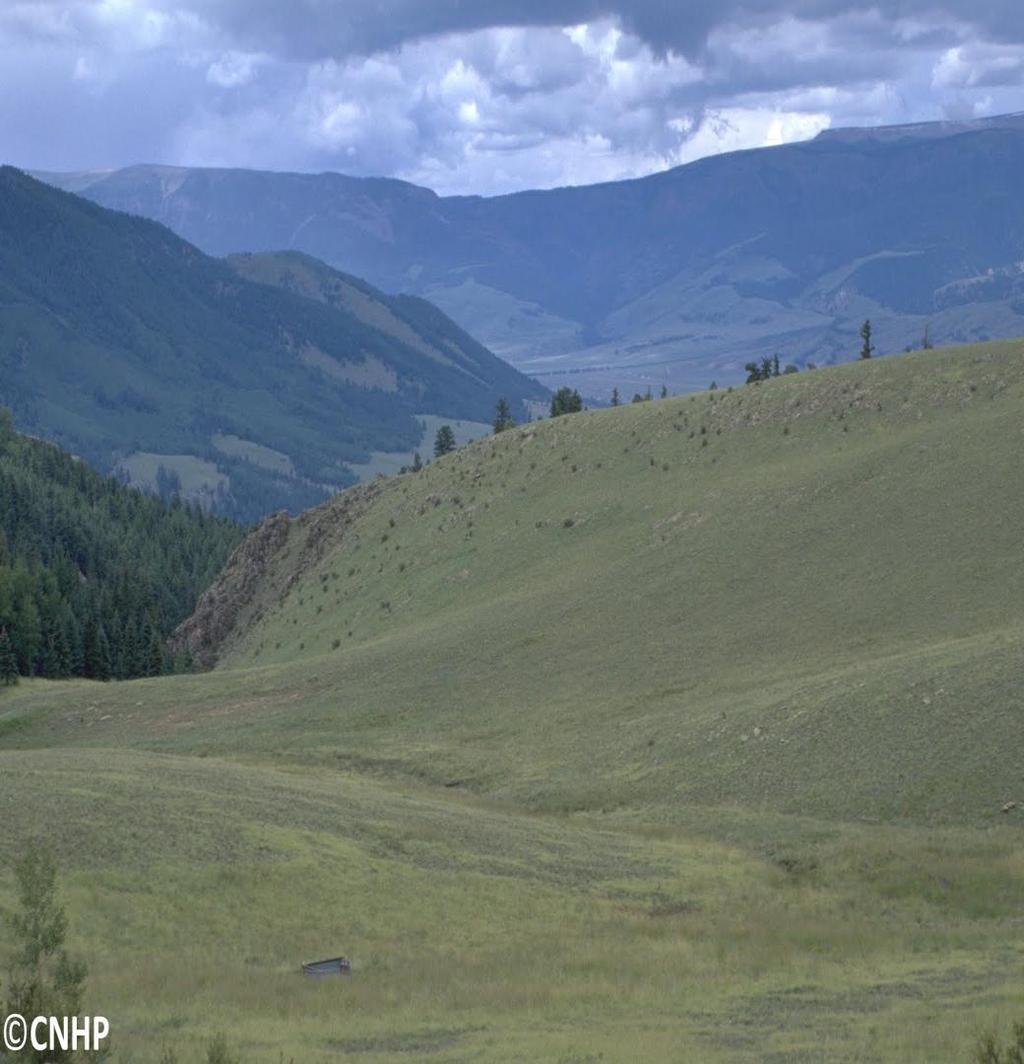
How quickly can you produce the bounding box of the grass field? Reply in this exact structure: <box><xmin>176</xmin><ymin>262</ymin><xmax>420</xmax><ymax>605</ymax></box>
<box><xmin>3</xmin><ymin>340</ymin><xmax>1024</xmax><ymax>1061</ymax></box>
<box><xmin>346</xmin><ymin>416</ymin><xmax>492</xmax><ymax>481</ymax></box>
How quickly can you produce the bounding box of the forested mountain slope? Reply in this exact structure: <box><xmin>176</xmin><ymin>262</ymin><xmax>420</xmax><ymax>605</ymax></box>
<box><xmin>0</xmin><ymin>168</ymin><xmax>545</xmax><ymax>519</ymax></box>
<box><xmin>0</xmin><ymin>410</ymin><xmax>242</xmax><ymax>681</ymax></box>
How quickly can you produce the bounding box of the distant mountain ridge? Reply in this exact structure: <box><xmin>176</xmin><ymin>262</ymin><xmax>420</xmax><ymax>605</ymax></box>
<box><xmin>0</xmin><ymin>168</ymin><xmax>545</xmax><ymax>519</ymax></box>
<box><xmin>814</xmin><ymin>110</ymin><xmax>1024</xmax><ymax>143</ymax></box>
<box><xmin>39</xmin><ymin>112</ymin><xmax>1024</xmax><ymax>396</ymax></box>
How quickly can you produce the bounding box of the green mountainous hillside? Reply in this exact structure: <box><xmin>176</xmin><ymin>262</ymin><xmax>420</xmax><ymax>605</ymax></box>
<box><xmin>0</xmin><ymin>409</ymin><xmax>241</xmax><ymax>682</ymax></box>
<box><xmin>165</xmin><ymin>338</ymin><xmax>1024</xmax><ymax>824</ymax></box>
<box><xmin>0</xmin><ymin>168</ymin><xmax>545</xmax><ymax>520</ymax></box>
<box><xmin>2</xmin><ymin>340</ymin><xmax>1024</xmax><ymax>1061</ymax></box>
<box><xmin>40</xmin><ymin>114</ymin><xmax>1024</xmax><ymax>396</ymax></box>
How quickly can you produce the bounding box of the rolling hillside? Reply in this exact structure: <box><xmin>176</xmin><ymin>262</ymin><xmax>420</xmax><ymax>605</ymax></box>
<box><xmin>2</xmin><ymin>340</ymin><xmax>1024</xmax><ymax>1061</ymax></box>
<box><xmin>0</xmin><ymin>168</ymin><xmax>545</xmax><ymax>520</ymax></box>
<box><xmin>158</xmin><ymin>337</ymin><xmax>1024</xmax><ymax>825</ymax></box>
<box><xmin>40</xmin><ymin>113</ymin><xmax>1024</xmax><ymax>396</ymax></box>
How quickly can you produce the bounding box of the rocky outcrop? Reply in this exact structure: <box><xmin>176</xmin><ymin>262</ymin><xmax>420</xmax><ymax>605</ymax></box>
<box><xmin>170</xmin><ymin>480</ymin><xmax>385</xmax><ymax>669</ymax></box>
<box><xmin>170</xmin><ymin>509</ymin><xmax>292</xmax><ymax>669</ymax></box>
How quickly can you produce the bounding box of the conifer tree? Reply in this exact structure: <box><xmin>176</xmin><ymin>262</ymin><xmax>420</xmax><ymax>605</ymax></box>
<box><xmin>82</xmin><ymin>618</ymin><xmax>112</xmax><ymax>682</ymax></box>
<box><xmin>411</xmin><ymin>451</ymin><xmax>423</xmax><ymax>472</ymax></box>
<box><xmin>172</xmin><ymin>644</ymin><xmax>195</xmax><ymax>675</ymax></box>
<box><xmin>610</xmin><ymin>388</ymin><xmax>620</xmax><ymax>407</ymax></box>
<box><xmin>0</xmin><ymin>627</ymin><xmax>18</xmax><ymax>685</ymax></box>
<box><xmin>142</xmin><ymin>618</ymin><xmax>166</xmax><ymax>677</ymax></box>
<box><xmin>660</xmin><ymin>384</ymin><xmax>668</xmax><ymax>399</ymax></box>
<box><xmin>860</xmin><ymin>319</ymin><xmax>874</xmax><ymax>359</ymax></box>
<box><xmin>550</xmin><ymin>387</ymin><xmax>583</xmax><ymax>417</ymax></box>
<box><xmin>6</xmin><ymin>846</ymin><xmax>89</xmax><ymax>1063</ymax></box>
<box><xmin>493</xmin><ymin>398</ymin><xmax>515</xmax><ymax>434</ymax></box>
<box><xmin>434</xmin><ymin>425</ymin><xmax>456</xmax><ymax>457</ymax></box>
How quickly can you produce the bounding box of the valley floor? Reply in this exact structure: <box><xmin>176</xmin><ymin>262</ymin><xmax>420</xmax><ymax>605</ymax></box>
<box><xmin>2</xmin><ymin>674</ymin><xmax>1023</xmax><ymax>1063</ymax></box>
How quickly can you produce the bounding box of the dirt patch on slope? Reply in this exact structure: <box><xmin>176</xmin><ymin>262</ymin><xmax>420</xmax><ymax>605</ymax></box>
<box><xmin>171</xmin><ymin>481</ymin><xmax>383</xmax><ymax>668</ymax></box>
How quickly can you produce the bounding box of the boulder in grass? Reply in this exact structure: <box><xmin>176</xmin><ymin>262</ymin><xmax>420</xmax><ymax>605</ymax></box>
<box><xmin>302</xmin><ymin>957</ymin><xmax>351</xmax><ymax>976</ymax></box>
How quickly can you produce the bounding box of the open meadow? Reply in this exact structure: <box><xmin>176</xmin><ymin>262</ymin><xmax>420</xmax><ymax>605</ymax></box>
<box><xmin>3</xmin><ymin>341</ymin><xmax>1024</xmax><ymax>1061</ymax></box>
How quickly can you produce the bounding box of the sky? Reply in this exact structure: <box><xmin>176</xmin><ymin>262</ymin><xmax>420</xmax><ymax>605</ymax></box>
<box><xmin>3</xmin><ymin>0</ymin><xmax>1023</xmax><ymax>196</ymax></box>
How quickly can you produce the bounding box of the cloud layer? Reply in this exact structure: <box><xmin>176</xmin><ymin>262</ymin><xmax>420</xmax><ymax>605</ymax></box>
<box><xmin>4</xmin><ymin>1</ymin><xmax>1023</xmax><ymax>194</ymax></box>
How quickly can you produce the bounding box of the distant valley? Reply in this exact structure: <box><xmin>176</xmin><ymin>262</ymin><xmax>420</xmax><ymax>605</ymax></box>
<box><xmin>0</xmin><ymin>168</ymin><xmax>544</xmax><ymax>519</ymax></box>
<box><xmin>40</xmin><ymin>112</ymin><xmax>1024</xmax><ymax>397</ymax></box>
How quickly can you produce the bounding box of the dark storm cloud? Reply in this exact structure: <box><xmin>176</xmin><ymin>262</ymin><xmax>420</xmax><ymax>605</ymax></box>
<box><xmin>1</xmin><ymin>1</ymin><xmax>1022</xmax><ymax>194</ymax></box>
<box><xmin>144</xmin><ymin>0</ymin><xmax>1024</xmax><ymax>59</ymax></box>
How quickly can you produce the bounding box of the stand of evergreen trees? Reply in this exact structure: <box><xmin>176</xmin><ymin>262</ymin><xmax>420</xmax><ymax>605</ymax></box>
<box><xmin>0</xmin><ymin>410</ymin><xmax>243</xmax><ymax>683</ymax></box>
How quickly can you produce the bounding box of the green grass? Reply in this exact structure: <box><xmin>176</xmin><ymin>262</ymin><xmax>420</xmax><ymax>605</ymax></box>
<box><xmin>211</xmin><ymin>434</ymin><xmax>296</xmax><ymax>477</ymax></box>
<box><xmin>116</xmin><ymin>452</ymin><xmax>229</xmax><ymax>497</ymax></box>
<box><xmin>1</xmin><ymin>746</ymin><xmax>1022</xmax><ymax>1063</ymax></box>
<box><xmin>347</xmin><ymin>416</ymin><xmax>491</xmax><ymax>481</ymax></box>
<box><xmin>3</xmin><ymin>341</ymin><xmax>1024</xmax><ymax>1060</ymax></box>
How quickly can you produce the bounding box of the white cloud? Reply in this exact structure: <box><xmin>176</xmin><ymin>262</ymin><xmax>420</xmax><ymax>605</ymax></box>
<box><xmin>932</xmin><ymin>43</ymin><xmax>1024</xmax><ymax>89</ymax></box>
<box><xmin>673</xmin><ymin>108</ymin><xmax>831</xmax><ymax>165</ymax></box>
<box><xmin>2</xmin><ymin>2</ymin><xmax>1023</xmax><ymax>193</ymax></box>
<box><xmin>206</xmin><ymin>50</ymin><xmax>266</xmax><ymax>88</ymax></box>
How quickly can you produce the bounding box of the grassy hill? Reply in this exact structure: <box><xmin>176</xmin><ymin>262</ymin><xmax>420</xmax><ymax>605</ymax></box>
<box><xmin>0</xmin><ymin>168</ymin><xmax>545</xmax><ymax>520</ymax></box>
<box><xmin>157</xmin><ymin>337</ymin><xmax>1024</xmax><ymax>825</ymax></box>
<box><xmin>2</xmin><ymin>340</ymin><xmax>1024</xmax><ymax>1061</ymax></box>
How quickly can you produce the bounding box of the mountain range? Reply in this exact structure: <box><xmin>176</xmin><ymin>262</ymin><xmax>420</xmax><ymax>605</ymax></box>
<box><xmin>40</xmin><ymin>112</ymin><xmax>1024</xmax><ymax>397</ymax></box>
<box><xmin>0</xmin><ymin>168</ymin><xmax>545</xmax><ymax>519</ymax></box>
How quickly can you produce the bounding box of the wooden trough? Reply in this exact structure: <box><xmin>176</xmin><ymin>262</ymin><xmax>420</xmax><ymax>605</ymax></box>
<box><xmin>301</xmin><ymin>956</ymin><xmax>352</xmax><ymax>977</ymax></box>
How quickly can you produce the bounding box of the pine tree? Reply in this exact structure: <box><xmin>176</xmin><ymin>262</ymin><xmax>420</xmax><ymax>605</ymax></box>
<box><xmin>922</xmin><ymin>322</ymin><xmax>933</xmax><ymax>350</ymax></box>
<box><xmin>610</xmin><ymin>388</ymin><xmax>620</xmax><ymax>407</ymax></box>
<box><xmin>550</xmin><ymin>387</ymin><xmax>583</xmax><ymax>417</ymax></box>
<box><xmin>659</xmin><ymin>384</ymin><xmax>668</xmax><ymax>399</ymax></box>
<box><xmin>81</xmin><ymin>618</ymin><xmax>112</xmax><ymax>682</ymax></box>
<box><xmin>746</xmin><ymin>357</ymin><xmax>780</xmax><ymax>384</ymax></box>
<box><xmin>40</xmin><ymin>620</ymin><xmax>72</xmax><ymax>680</ymax></box>
<box><xmin>434</xmin><ymin>425</ymin><xmax>456</xmax><ymax>457</ymax></box>
<box><xmin>172</xmin><ymin>644</ymin><xmax>195</xmax><ymax>675</ymax></box>
<box><xmin>0</xmin><ymin>627</ymin><xmax>18</xmax><ymax>685</ymax></box>
<box><xmin>411</xmin><ymin>451</ymin><xmax>423</xmax><ymax>472</ymax></box>
<box><xmin>6</xmin><ymin>846</ymin><xmax>89</xmax><ymax>1064</ymax></box>
<box><xmin>142</xmin><ymin>618</ymin><xmax>166</xmax><ymax>677</ymax></box>
<box><xmin>0</xmin><ymin>407</ymin><xmax>13</xmax><ymax>452</ymax></box>
<box><xmin>859</xmin><ymin>319</ymin><xmax>874</xmax><ymax>359</ymax></box>
<box><xmin>493</xmin><ymin>398</ymin><xmax>515</xmax><ymax>434</ymax></box>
